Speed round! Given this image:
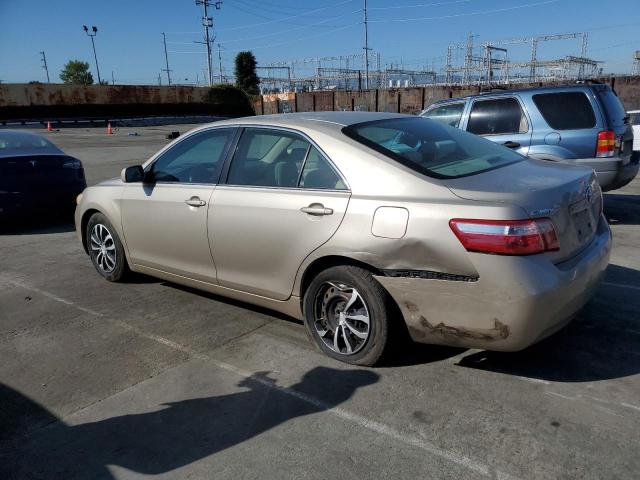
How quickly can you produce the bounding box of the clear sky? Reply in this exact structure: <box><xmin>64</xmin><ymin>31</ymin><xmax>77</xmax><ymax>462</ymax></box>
<box><xmin>1</xmin><ymin>0</ymin><xmax>638</xmax><ymax>85</ymax></box>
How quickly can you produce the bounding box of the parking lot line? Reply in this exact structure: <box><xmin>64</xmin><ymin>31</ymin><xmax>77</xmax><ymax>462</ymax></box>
<box><xmin>5</xmin><ymin>277</ymin><xmax>519</xmax><ymax>480</ymax></box>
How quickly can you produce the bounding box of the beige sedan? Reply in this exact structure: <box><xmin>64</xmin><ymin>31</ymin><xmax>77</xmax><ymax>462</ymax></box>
<box><xmin>76</xmin><ymin>112</ymin><xmax>611</xmax><ymax>365</ymax></box>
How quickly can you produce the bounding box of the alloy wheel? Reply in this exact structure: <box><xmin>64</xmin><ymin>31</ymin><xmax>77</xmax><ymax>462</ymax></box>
<box><xmin>313</xmin><ymin>281</ymin><xmax>371</xmax><ymax>355</ymax></box>
<box><xmin>90</xmin><ymin>223</ymin><xmax>117</xmax><ymax>274</ymax></box>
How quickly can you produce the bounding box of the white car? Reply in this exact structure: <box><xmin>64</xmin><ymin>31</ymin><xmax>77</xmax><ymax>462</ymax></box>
<box><xmin>628</xmin><ymin>110</ymin><xmax>640</xmax><ymax>151</ymax></box>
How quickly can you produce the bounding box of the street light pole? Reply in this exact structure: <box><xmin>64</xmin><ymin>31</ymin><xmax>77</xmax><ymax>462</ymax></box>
<box><xmin>83</xmin><ymin>25</ymin><xmax>102</xmax><ymax>84</ymax></box>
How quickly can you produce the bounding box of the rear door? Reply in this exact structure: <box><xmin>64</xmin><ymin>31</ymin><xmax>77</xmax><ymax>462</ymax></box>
<box><xmin>209</xmin><ymin>127</ymin><xmax>350</xmax><ymax>300</ymax></box>
<box><xmin>462</xmin><ymin>96</ymin><xmax>532</xmax><ymax>156</ymax></box>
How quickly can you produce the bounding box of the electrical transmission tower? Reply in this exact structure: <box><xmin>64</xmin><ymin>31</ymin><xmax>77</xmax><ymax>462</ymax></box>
<box><xmin>195</xmin><ymin>0</ymin><xmax>222</xmax><ymax>86</ymax></box>
<box><xmin>39</xmin><ymin>51</ymin><xmax>50</xmax><ymax>83</ymax></box>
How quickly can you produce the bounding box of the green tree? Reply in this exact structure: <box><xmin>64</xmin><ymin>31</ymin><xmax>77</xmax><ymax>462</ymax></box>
<box><xmin>234</xmin><ymin>51</ymin><xmax>260</xmax><ymax>96</ymax></box>
<box><xmin>59</xmin><ymin>60</ymin><xmax>94</xmax><ymax>85</ymax></box>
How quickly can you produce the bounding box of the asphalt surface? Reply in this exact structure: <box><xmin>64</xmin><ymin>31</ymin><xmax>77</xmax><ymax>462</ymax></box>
<box><xmin>1</xmin><ymin>124</ymin><xmax>639</xmax><ymax>479</ymax></box>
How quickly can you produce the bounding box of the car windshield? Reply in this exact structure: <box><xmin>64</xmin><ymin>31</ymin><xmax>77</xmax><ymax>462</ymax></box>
<box><xmin>0</xmin><ymin>132</ymin><xmax>57</xmax><ymax>151</ymax></box>
<box><xmin>343</xmin><ymin>117</ymin><xmax>524</xmax><ymax>179</ymax></box>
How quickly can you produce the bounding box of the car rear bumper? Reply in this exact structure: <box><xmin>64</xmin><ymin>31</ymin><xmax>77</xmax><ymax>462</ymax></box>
<box><xmin>567</xmin><ymin>154</ymin><xmax>639</xmax><ymax>191</ymax></box>
<box><xmin>0</xmin><ymin>183</ymin><xmax>85</xmax><ymax>215</ymax></box>
<box><xmin>375</xmin><ymin>215</ymin><xmax>611</xmax><ymax>351</ymax></box>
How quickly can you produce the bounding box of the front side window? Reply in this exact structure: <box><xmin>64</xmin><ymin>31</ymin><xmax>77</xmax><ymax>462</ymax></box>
<box><xmin>532</xmin><ymin>92</ymin><xmax>596</xmax><ymax>130</ymax></box>
<box><xmin>422</xmin><ymin>103</ymin><xmax>465</xmax><ymax>127</ymax></box>
<box><xmin>467</xmin><ymin>98</ymin><xmax>528</xmax><ymax>135</ymax></box>
<box><xmin>343</xmin><ymin>117</ymin><xmax>523</xmax><ymax>179</ymax></box>
<box><xmin>151</xmin><ymin>128</ymin><xmax>234</xmax><ymax>183</ymax></box>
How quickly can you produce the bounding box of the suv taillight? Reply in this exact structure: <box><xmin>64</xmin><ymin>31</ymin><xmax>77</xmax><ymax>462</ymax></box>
<box><xmin>449</xmin><ymin>218</ymin><xmax>560</xmax><ymax>256</ymax></box>
<box><xmin>596</xmin><ymin>130</ymin><xmax>615</xmax><ymax>158</ymax></box>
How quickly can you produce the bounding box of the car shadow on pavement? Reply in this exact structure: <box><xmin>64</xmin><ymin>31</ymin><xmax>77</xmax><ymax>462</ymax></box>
<box><xmin>0</xmin><ymin>212</ymin><xmax>75</xmax><ymax>235</ymax></box>
<box><xmin>604</xmin><ymin>193</ymin><xmax>640</xmax><ymax>226</ymax></box>
<box><xmin>1</xmin><ymin>366</ymin><xmax>378</xmax><ymax>480</ymax></box>
<box><xmin>456</xmin><ymin>264</ymin><xmax>640</xmax><ymax>383</ymax></box>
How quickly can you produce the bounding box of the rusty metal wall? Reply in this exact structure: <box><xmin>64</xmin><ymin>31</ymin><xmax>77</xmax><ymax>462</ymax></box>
<box><xmin>398</xmin><ymin>88</ymin><xmax>424</xmax><ymax>114</ymax></box>
<box><xmin>377</xmin><ymin>89</ymin><xmax>400</xmax><ymax>113</ymax></box>
<box><xmin>0</xmin><ymin>83</ymin><xmax>254</xmax><ymax>121</ymax></box>
<box><xmin>334</xmin><ymin>91</ymin><xmax>377</xmax><ymax>111</ymax></box>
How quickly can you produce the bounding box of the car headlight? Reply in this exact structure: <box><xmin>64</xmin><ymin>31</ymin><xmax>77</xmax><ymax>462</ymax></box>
<box><xmin>76</xmin><ymin>193</ymin><xmax>83</xmax><ymax>205</ymax></box>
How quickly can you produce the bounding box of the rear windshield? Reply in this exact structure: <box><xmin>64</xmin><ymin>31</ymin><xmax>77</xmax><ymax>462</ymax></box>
<box><xmin>343</xmin><ymin>117</ymin><xmax>524</xmax><ymax>179</ymax></box>
<box><xmin>596</xmin><ymin>88</ymin><xmax>627</xmax><ymax>128</ymax></box>
<box><xmin>532</xmin><ymin>92</ymin><xmax>596</xmax><ymax>130</ymax></box>
<box><xmin>0</xmin><ymin>132</ymin><xmax>56</xmax><ymax>150</ymax></box>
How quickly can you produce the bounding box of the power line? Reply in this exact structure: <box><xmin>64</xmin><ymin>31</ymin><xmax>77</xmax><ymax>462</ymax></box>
<box><xmin>369</xmin><ymin>0</ymin><xmax>473</xmax><ymax>10</ymax></box>
<box><xmin>218</xmin><ymin>9</ymin><xmax>360</xmax><ymax>45</ymax></box>
<box><xmin>368</xmin><ymin>0</ymin><xmax>560</xmax><ymax>23</ymax></box>
<box><xmin>216</xmin><ymin>0</ymin><xmax>356</xmax><ymax>32</ymax></box>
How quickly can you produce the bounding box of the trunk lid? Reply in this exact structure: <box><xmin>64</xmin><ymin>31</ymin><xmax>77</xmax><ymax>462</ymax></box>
<box><xmin>445</xmin><ymin>159</ymin><xmax>602</xmax><ymax>263</ymax></box>
<box><xmin>0</xmin><ymin>155</ymin><xmax>84</xmax><ymax>192</ymax></box>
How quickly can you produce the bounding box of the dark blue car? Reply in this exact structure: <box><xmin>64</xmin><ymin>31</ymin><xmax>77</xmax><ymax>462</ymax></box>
<box><xmin>0</xmin><ymin>130</ymin><xmax>86</xmax><ymax>216</ymax></box>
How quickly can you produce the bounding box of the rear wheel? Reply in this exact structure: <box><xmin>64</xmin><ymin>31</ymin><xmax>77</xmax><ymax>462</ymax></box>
<box><xmin>303</xmin><ymin>266</ymin><xmax>392</xmax><ymax>366</ymax></box>
<box><xmin>86</xmin><ymin>213</ymin><xmax>128</xmax><ymax>282</ymax></box>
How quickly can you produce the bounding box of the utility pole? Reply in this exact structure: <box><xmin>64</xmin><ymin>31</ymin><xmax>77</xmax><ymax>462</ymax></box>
<box><xmin>363</xmin><ymin>0</ymin><xmax>369</xmax><ymax>89</ymax></box>
<box><xmin>111</xmin><ymin>71</ymin><xmax>115</xmax><ymax>85</ymax></box>
<box><xmin>39</xmin><ymin>51</ymin><xmax>50</xmax><ymax>83</ymax></box>
<box><xmin>83</xmin><ymin>25</ymin><xmax>102</xmax><ymax>84</ymax></box>
<box><xmin>162</xmin><ymin>32</ymin><xmax>172</xmax><ymax>85</ymax></box>
<box><xmin>217</xmin><ymin>43</ymin><xmax>223</xmax><ymax>83</ymax></box>
<box><xmin>195</xmin><ymin>0</ymin><xmax>222</xmax><ymax>86</ymax></box>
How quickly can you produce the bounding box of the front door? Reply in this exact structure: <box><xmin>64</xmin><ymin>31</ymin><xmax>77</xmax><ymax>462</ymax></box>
<box><xmin>463</xmin><ymin>96</ymin><xmax>533</xmax><ymax>156</ymax></box>
<box><xmin>121</xmin><ymin>127</ymin><xmax>235</xmax><ymax>282</ymax></box>
<box><xmin>209</xmin><ymin>127</ymin><xmax>351</xmax><ymax>300</ymax></box>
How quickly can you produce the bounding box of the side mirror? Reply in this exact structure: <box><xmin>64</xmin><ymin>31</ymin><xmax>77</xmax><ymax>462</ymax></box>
<box><xmin>121</xmin><ymin>165</ymin><xmax>144</xmax><ymax>183</ymax></box>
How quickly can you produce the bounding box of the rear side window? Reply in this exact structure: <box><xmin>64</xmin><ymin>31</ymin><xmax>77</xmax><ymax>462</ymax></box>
<box><xmin>299</xmin><ymin>147</ymin><xmax>346</xmax><ymax>190</ymax></box>
<box><xmin>423</xmin><ymin>103</ymin><xmax>465</xmax><ymax>127</ymax></box>
<box><xmin>595</xmin><ymin>88</ymin><xmax>627</xmax><ymax>128</ymax></box>
<box><xmin>343</xmin><ymin>117</ymin><xmax>523</xmax><ymax>179</ymax></box>
<box><xmin>467</xmin><ymin>98</ymin><xmax>528</xmax><ymax>135</ymax></box>
<box><xmin>532</xmin><ymin>92</ymin><xmax>596</xmax><ymax>130</ymax></box>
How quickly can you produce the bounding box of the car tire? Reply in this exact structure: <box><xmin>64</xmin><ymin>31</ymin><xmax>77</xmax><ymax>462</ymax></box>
<box><xmin>303</xmin><ymin>265</ymin><xmax>392</xmax><ymax>366</ymax></box>
<box><xmin>86</xmin><ymin>212</ymin><xmax>129</xmax><ymax>282</ymax></box>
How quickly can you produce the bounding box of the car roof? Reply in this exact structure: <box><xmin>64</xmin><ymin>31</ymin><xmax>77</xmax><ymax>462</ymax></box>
<box><xmin>0</xmin><ymin>129</ymin><xmax>64</xmax><ymax>157</ymax></box>
<box><xmin>206</xmin><ymin>111</ymin><xmax>412</xmax><ymax>132</ymax></box>
<box><xmin>427</xmin><ymin>83</ymin><xmax>610</xmax><ymax>106</ymax></box>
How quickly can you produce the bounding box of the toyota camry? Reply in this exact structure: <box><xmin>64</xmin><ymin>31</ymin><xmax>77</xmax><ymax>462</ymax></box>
<box><xmin>75</xmin><ymin>112</ymin><xmax>611</xmax><ymax>365</ymax></box>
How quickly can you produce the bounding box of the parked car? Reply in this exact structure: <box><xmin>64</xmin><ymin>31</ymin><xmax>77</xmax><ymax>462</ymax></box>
<box><xmin>628</xmin><ymin>109</ymin><xmax>640</xmax><ymax>151</ymax></box>
<box><xmin>76</xmin><ymin>112</ymin><xmax>610</xmax><ymax>366</ymax></box>
<box><xmin>0</xmin><ymin>130</ymin><xmax>86</xmax><ymax>217</ymax></box>
<box><xmin>421</xmin><ymin>84</ymin><xmax>638</xmax><ymax>191</ymax></box>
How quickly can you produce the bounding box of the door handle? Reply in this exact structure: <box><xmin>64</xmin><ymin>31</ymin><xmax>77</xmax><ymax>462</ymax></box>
<box><xmin>503</xmin><ymin>141</ymin><xmax>521</xmax><ymax>149</ymax></box>
<box><xmin>300</xmin><ymin>203</ymin><xmax>333</xmax><ymax>216</ymax></box>
<box><xmin>185</xmin><ymin>196</ymin><xmax>206</xmax><ymax>207</ymax></box>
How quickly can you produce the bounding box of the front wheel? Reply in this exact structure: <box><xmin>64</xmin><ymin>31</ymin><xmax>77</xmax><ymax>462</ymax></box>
<box><xmin>86</xmin><ymin>212</ymin><xmax>129</xmax><ymax>282</ymax></box>
<box><xmin>303</xmin><ymin>266</ymin><xmax>392</xmax><ymax>366</ymax></box>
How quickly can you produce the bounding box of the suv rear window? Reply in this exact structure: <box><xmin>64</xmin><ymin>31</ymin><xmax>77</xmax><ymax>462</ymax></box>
<box><xmin>595</xmin><ymin>88</ymin><xmax>627</xmax><ymax>128</ymax></box>
<box><xmin>343</xmin><ymin>117</ymin><xmax>523</xmax><ymax>179</ymax></box>
<box><xmin>532</xmin><ymin>92</ymin><xmax>596</xmax><ymax>130</ymax></box>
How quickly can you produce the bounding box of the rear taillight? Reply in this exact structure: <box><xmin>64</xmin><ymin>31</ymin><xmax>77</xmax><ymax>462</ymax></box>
<box><xmin>62</xmin><ymin>157</ymin><xmax>82</xmax><ymax>169</ymax></box>
<box><xmin>449</xmin><ymin>218</ymin><xmax>559</xmax><ymax>256</ymax></box>
<box><xmin>596</xmin><ymin>130</ymin><xmax>615</xmax><ymax>158</ymax></box>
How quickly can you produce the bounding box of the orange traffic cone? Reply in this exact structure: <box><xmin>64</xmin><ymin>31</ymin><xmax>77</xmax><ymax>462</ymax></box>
<box><xmin>107</xmin><ymin>122</ymin><xmax>113</xmax><ymax>135</ymax></box>
<box><xmin>46</xmin><ymin>121</ymin><xmax>53</xmax><ymax>132</ymax></box>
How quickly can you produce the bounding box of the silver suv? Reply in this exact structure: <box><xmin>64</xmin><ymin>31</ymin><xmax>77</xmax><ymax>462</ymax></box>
<box><xmin>421</xmin><ymin>84</ymin><xmax>637</xmax><ymax>191</ymax></box>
